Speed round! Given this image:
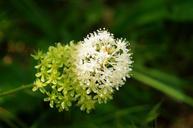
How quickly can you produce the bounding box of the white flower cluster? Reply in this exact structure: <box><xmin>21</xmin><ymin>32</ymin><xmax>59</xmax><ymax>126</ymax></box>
<box><xmin>75</xmin><ymin>29</ymin><xmax>132</xmax><ymax>102</ymax></box>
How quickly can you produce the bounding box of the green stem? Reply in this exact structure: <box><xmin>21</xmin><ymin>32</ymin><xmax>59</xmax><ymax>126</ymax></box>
<box><xmin>0</xmin><ymin>84</ymin><xmax>33</xmax><ymax>97</ymax></box>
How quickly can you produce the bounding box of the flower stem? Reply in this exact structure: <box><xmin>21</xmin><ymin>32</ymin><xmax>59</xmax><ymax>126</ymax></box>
<box><xmin>0</xmin><ymin>84</ymin><xmax>33</xmax><ymax>97</ymax></box>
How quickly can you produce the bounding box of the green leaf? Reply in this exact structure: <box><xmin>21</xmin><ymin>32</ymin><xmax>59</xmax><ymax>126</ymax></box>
<box><xmin>133</xmin><ymin>69</ymin><xmax>193</xmax><ymax>106</ymax></box>
<box><xmin>145</xmin><ymin>102</ymin><xmax>161</xmax><ymax>123</ymax></box>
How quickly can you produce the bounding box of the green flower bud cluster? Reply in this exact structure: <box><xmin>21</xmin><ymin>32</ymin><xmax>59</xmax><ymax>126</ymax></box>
<box><xmin>32</xmin><ymin>42</ymin><xmax>95</xmax><ymax>113</ymax></box>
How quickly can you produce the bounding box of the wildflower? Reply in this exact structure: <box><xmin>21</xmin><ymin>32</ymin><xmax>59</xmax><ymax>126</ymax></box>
<box><xmin>32</xmin><ymin>29</ymin><xmax>132</xmax><ymax>113</ymax></box>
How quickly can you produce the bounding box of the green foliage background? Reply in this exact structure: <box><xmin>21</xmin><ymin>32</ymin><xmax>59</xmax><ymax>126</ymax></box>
<box><xmin>0</xmin><ymin>0</ymin><xmax>193</xmax><ymax>127</ymax></box>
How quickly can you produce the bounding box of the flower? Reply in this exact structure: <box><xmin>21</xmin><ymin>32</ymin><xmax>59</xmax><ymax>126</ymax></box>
<box><xmin>32</xmin><ymin>29</ymin><xmax>133</xmax><ymax>113</ymax></box>
<box><xmin>75</xmin><ymin>28</ymin><xmax>133</xmax><ymax>103</ymax></box>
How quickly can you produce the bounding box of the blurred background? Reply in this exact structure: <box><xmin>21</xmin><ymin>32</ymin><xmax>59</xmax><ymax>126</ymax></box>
<box><xmin>0</xmin><ymin>0</ymin><xmax>193</xmax><ymax>127</ymax></box>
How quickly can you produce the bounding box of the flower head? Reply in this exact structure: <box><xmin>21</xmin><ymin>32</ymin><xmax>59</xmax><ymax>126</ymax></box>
<box><xmin>75</xmin><ymin>29</ymin><xmax>133</xmax><ymax>103</ymax></box>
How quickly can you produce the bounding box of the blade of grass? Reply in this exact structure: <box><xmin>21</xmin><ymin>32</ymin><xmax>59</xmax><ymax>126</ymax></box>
<box><xmin>144</xmin><ymin>102</ymin><xmax>161</xmax><ymax>123</ymax></box>
<box><xmin>133</xmin><ymin>70</ymin><xmax>193</xmax><ymax>106</ymax></box>
<box><xmin>135</xmin><ymin>65</ymin><xmax>187</xmax><ymax>89</ymax></box>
